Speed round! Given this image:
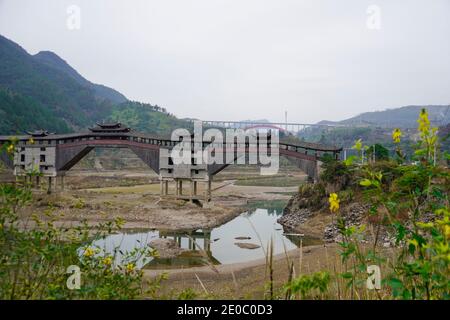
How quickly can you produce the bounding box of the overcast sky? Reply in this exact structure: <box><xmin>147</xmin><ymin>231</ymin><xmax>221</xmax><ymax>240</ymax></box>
<box><xmin>0</xmin><ymin>0</ymin><xmax>449</xmax><ymax>123</ymax></box>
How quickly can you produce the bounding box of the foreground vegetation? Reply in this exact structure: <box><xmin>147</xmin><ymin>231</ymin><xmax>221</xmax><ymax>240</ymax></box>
<box><xmin>0</xmin><ymin>181</ymin><xmax>168</xmax><ymax>299</ymax></box>
<box><xmin>279</xmin><ymin>108</ymin><xmax>449</xmax><ymax>299</ymax></box>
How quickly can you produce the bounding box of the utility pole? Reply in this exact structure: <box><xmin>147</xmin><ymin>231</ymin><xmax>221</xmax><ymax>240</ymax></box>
<box><xmin>285</xmin><ymin>110</ymin><xmax>288</xmax><ymax>132</ymax></box>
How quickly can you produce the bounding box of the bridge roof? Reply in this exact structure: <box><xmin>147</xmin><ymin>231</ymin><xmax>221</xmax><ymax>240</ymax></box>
<box><xmin>96</xmin><ymin>122</ymin><xmax>122</xmax><ymax>128</ymax></box>
<box><xmin>0</xmin><ymin>131</ymin><xmax>171</xmax><ymax>142</ymax></box>
<box><xmin>89</xmin><ymin>122</ymin><xmax>131</xmax><ymax>132</ymax></box>
<box><xmin>280</xmin><ymin>139</ymin><xmax>341</xmax><ymax>152</ymax></box>
<box><xmin>25</xmin><ymin>129</ymin><xmax>54</xmax><ymax>137</ymax></box>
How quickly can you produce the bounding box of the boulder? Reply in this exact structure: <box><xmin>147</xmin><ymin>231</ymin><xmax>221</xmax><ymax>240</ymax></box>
<box><xmin>234</xmin><ymin>242</ymin><xmax>261</xmax><ymax>250</ymax></box>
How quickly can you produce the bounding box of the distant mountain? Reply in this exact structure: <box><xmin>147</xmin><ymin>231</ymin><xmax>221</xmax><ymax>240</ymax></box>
<box><xmin>33</xmin><ymin>51</ymin><xmax>127</xmax><ymax>104</ymax></box>
<box><xmin>305</xmin><ymin>105</ymin><xmax>450</xmax><ymax>154</ymax></box>
<box><xmin>0</xmin><ymin>34</ymin><xmax>120</xmax><ymax>132</ymax></box>
<box><xmin>0</xmin><ymin>34</ymin><xmax>187</xmax><ymax>136</ymax></box>
<box><xmin>318</xmin><ymin>105</ymin><xmax>450</xmax><ymax>128</ymax></box>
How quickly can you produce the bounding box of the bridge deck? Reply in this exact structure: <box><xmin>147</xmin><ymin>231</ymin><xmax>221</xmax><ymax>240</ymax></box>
<box><xmin>0</xmin><ymin>130</ymin><xmax>341</xmax><ymax>153</ymax></box>
<box><xmin>0</xmin><ymin>126</ymin><xmax>342</xmax><ymax>199</ymax></box>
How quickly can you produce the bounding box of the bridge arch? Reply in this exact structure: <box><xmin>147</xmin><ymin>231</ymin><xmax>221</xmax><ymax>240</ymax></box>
<box><xmin>56</xmin><ymin>138</ymin><xmax>161</xmax><ymax>174</ymax></box>
<box><xmin>243</xmin><ymin>124</ymin><xmax>287</xmax><ymax>132</ymax></box>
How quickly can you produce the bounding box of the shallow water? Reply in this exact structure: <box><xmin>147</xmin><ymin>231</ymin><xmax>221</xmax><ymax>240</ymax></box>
<box><xmin>88</xmin><ymin>200</ymin><xmax>322</xmax><ymax>269</ymax></box>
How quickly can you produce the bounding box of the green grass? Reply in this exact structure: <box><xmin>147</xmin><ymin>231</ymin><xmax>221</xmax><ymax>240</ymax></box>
<box><xmin>234</xmin><ymin>175</ymin><xmax>305</xmax><ymax>187</ymax></box>
<box><xmin>266</xmin><ymin>191</ymin><xmax>298</xmax><ymax>196</ymax></box>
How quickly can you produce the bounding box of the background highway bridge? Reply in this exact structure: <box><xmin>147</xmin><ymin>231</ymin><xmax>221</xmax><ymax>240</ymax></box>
<box><xmin>0</xmin><ymin>123</ymin><xmax>342</xmax><ymax>202</ymax></box>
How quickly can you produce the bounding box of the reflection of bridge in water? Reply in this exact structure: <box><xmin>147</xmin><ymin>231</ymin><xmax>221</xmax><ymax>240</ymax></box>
<box><xmin>0</xmin><ymin>122</ymin><xmax>342</xmax><ymax>202</ymax></box>
<box><xmin>160</xmin><ymin>229</ymin><xmax>213</xmax><ymax>252</ymax></box>
<box><xmin>147</xmin><ymin>229</ymin><xmax>221</xmax><ymax>268</ymax></box>
<box><xmin>146</xmin><ymin>226</ymin><xmax>321</xmax><ymax>268</ymax></box>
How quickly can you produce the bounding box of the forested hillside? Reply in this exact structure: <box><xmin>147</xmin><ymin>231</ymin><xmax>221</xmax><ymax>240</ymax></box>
<box><xmin>0</xmin><ymin>34</ymin><xmax>190</xmax><ymax>136</ymax></box>
<box><xmin>109</xmin><ymin>101</ymin><xmax>192</xmax><ymax>136</ymax></box>
<box><xmin>319</xmin><ymin>105</ymin><xmax>450</xmax><ymax>128</ymax></box>
<box><xmin>0</xmin><ymin>88</ymin><xmax>70</xmax><ymax>134</ymax></box>
<box><xmin>0</xmin><ymin>35</ymin><xmax>116</xmax><ymax>130</ymax></box>
<box><xmin>303</xmin><ymin>105</ymin><xmax>450</xmax><ymax>156</ymax></box>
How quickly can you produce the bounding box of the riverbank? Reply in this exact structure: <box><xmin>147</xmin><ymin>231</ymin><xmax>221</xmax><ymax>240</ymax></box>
<box><xmin>7</xmin><ymin>166</ymin><xmax>341</xmax><ymax>299</ymax></box>
<box><xmin>143</xmin><ymin>243</ymin><xmax>341</xmax><ymax>299</ymax></box>
<box><xmin>9</xmin><ymin>166</ymin><xmax>303</xmax><ymax>232</ymax></box>
<box><xmin>16</xmin><ymin>179</ymin><xmax>298</xmax><ymax>231</ymax></box>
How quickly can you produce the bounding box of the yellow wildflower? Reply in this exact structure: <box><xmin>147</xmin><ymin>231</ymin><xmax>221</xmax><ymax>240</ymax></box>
<box><xmin>328</xmin><ymin>193</ymin><xmax>340</xmax><ymax>213</ymax></box>
<box><xmin>417</xmin><ymin>221</ymin><xmax>434</xmax><ymax>229</ymax></box>
<box><xmin>417</xmin><ymin>108</ymin><xmax>430</xmax><ymax>136</ymax></box>
<box><xmin>102</xmin><ymin>256</ymin><xmax>113</xmax><ymax>266</ymax></box>
<box><xmin>352</xmin><ymin>139</ymin><xmax>362</xmax><ymax>151</ymax></box>
<box><xmin>435</xmin><ymin>242</ymin><xmax>448</xmax><ymax>254</ymax></box>
<box><xmin>392</xmin><ymin>128</ymin><xmax>402</xmax><ymax>144</ymax></box>
<box><xmin>126</xmin><ymin>263</ymin><xmax>135</xmax><ymax>273</ymax></box>
<box><xmin>6</xmin><ymin>144</ymin><xmax>15</xmax><ymax>154</ymax></box>
<box><xmin>83</xmin><ymin>247</ymin><xmax>95</xmax><ymax>258</ymax></box>
<box><xmin>445</xmin><ymin>225</ymin><xmax>450</xmax><ymax>240</ymax></box>
<box><xmin>408</xmin><ymin>239</ymin><xmax>419</xmax><ymax>248</ymax></box>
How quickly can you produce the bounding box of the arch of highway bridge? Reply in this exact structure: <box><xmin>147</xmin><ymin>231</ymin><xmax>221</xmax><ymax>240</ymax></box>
<box><xmin>242</xmin><ymin>124</ymin><xmax>287</xmax><ymax>132</ymax></box>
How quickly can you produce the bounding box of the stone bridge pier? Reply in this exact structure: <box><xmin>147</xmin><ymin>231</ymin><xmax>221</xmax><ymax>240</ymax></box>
<box><xmin>286</xmin><ymin>158</ymin><xmax>322</xmax><ymax>182</ymax></box>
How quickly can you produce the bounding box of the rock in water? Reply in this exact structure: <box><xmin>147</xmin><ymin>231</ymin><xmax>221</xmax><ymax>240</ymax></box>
<box><xmin>234</xmin><ymin>242</ymin><xmax>261</xmax><ymax>249</ymax></box>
